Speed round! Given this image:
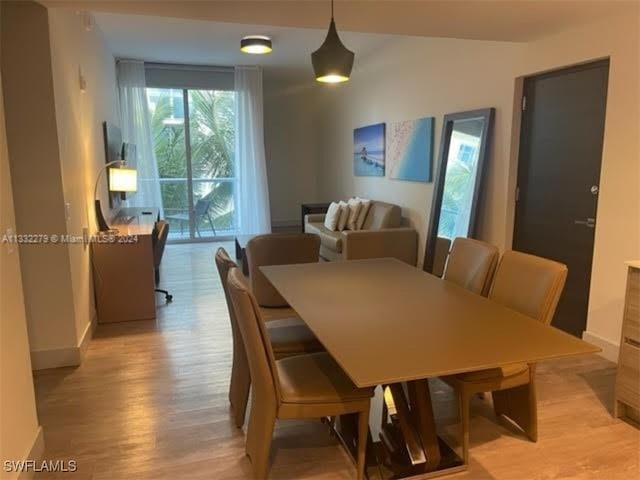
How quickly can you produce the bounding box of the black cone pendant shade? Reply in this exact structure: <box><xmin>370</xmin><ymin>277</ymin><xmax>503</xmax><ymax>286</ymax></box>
<box><xmin>312</xmin><ymin>1</ymin><xmax>354</xmax><ymax>83</ymax></box>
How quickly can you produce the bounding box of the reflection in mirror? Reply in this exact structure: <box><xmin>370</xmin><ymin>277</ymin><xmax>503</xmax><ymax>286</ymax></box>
<box><xmin>423</xmin><ymin>108</ymin><xmax>495</xmax><ymax>275</ymax></box>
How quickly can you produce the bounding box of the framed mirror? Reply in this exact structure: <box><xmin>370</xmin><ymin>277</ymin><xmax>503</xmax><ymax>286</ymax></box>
<box><xmin>423</xmin><ymin>108</ymin><xmax>495</xmax><ymax>274</ymax></box>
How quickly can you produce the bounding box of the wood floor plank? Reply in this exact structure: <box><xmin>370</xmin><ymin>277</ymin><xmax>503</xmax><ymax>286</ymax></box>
<box><xmin>32</xmin><ymin>242</ymin><xmax>639</xmax><ymax>479</ymax></box>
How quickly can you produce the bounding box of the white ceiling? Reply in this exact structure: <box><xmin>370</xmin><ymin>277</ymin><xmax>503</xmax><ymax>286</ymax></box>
<box><xmin>94</xmin><ymin>12</ymin><xmax>396</xmax><ymax>76</ymax></box>
<box><xmin>87</xmin><ymin>1</ymin><xmax>638</xmax><ymax>76</ymax></box>
<box><xmin>52</xmin><ymin>0</ymin><xmax>639</xmax><ymax>42</ymax></box>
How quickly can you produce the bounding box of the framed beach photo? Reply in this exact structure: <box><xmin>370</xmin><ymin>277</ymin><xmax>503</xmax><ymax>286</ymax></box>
<box><xmin>387</xmin><ymin>117</ymin><xmax>434</xmax><ymax>182</ymax></box>
<box><xmin>353</xmin><ymin>123</ymin><xmax>385</xmax><ymax>177</ymax></box>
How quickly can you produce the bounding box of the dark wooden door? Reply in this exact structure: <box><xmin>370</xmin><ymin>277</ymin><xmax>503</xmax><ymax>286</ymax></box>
<box><xmin>513</xmin><ymin>60</ymin><xmax>609</xmax><ymax>337</ymax></box>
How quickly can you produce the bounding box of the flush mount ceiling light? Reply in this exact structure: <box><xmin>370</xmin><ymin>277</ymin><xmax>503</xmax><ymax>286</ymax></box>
<box><xmin>311</xmin><ymin>0</ymin><xmax>354</xmax><ymax>83</ymax></box>
<box><xmin>240</xmin><ymin>35</ymin><xmax>273</xmax><ymax>54</ymax></box>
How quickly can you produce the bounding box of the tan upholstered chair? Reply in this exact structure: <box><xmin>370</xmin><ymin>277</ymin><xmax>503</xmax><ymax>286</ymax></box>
<box><xmin>215</xmin><ymin>248</ymin><xmax>323</xmax><ymax>428</ymax></box>
<box><xmin>442</xmin><ymin>250</ymin><xmax>567</xmax><ymax>463</ymax></box>
<box><xmin>245</xmin><ymin>233</ymin><xmax>321</xmax><ymax>321</ymax></box>
<box><xmin>227</xmin><ymin>267</ymin><xmax>374</xmax><ymax>479</ymax></box>
<box><xmin>442</xmin><ymin>237</ymin><xmax>499</xmax><ymax>296</ymax></box>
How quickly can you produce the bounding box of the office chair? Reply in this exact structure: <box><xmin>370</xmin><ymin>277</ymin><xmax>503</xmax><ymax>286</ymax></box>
<box><xmin>153</xmin><ymin>220</ymin><xmax>173</xmax><ymax>303</ymax></box>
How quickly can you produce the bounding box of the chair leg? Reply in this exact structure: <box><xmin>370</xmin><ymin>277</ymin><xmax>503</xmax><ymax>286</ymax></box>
<box><xmin>155</xmin><ymin>288</ymin><xmax>173</xmax><ymax>303</ymax></box>
<box><xmin>207</xmin><ymin>213</ymin><xmax>216</xmax><ymax>235</ymax></box>
<box><xmin>356</xmin><ymin>407</ymin><xmax>370</xmax><ymax>480</ymax></box>
<box><xmin>245</xmin><ymin>398</ymin><xmax>276</xmax><ymax>479</ymax></box>
<box><xmin>492</xmin><ymin>382</ymin><xmax>538</xmax><ymax>442</ymax></box>
<box><xmin>229</xmin><ymin>344</ymin><xmax>251</xmax><ymax>428</ymax></box>
<box><xmin>459</xmin><ymin>389</ymin><xmax>471</xmax><ymax>464</ymax></box>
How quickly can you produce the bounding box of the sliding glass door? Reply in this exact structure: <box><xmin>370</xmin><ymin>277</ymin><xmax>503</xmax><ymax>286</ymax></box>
<box><xmin>147</xmin><ymin>87</ymin><xmax>236</xmax><ymax>241</ymax></box>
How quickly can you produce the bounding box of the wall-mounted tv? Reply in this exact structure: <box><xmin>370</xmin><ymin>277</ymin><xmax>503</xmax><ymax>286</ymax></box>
<box><xmin>102</xmin><ymin>121</ymin><xmax>123</xmax><ymax>209</ymax></box>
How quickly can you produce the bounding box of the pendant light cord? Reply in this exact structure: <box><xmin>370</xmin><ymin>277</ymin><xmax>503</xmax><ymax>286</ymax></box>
<box><xmin>331</xmin><ymin>0</ymin><xmax>334</xmax><ymax>19</ymax></box>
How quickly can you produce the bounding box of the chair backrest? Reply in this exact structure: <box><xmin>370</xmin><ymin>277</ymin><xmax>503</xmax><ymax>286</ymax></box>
<box><xmin>194</xmin><ymin>198</ymin><xmax>211</xmax><ymax>217</ymax></box>
<box><xmin>214</xmin><ymin>248</ymin><xmax>242</xmax><ymax>347</ymax></box>
<box><xmin>153</xmin><ymin>220</ymin><xmax>170</xmax><ymax>268</ymax></box>
<box><xmin>432</xmin><ymin>236</ymin><xmax>452</xmax><ymax>278</ymax></box>
<box><xmin>490</xmin><ymin>250</ymin><xmax>568</xmax><ymax>325</ymax></box>
<box><xmin>443</xmin><ymin>237</ymin><xmax>499</xmax><ymax>296</ymax></box>
<box><xmin>246</xmin><ymin>233</ymin><xmax>321</xmax><ymax>307</ymax></box>
<box><xmin>362</xmin><ymin>201</ymin><xmax>402</xmax><ymax>230</ymax></box>
<box><xmin>227</xmin><ymin>267</ymin><xmax>281</xmax><ymax>404</ymax></box>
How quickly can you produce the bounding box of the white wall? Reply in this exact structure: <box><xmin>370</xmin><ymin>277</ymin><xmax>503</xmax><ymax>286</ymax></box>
<box><xmin>317</xmin><ymin>36</ymin><xmax>524</xmax><ymax>262</ymax></box>
<box><xmin>515</xmin><ymin>11</ymin><xmax>640</xmax><ymax>358</ymax></box>
<box><xmin>264</xmin><ymin>71</ymin><xmax>322</xmax><ymax>226</ymax></box>
<box><xmin>0</xmin><ymin>67</ymin><xmax>43</xmax><ymax>479</ymax></box>
<box><xmin>2</xmin><ymin>2</ymin><xmax>119</xmax><ymax>369</ymax></box>
<box><xmin>1</xmin><ymin>0</ymin><xmax>78</xmax><ymax>369</ymax></box>
<box><xmin>48</xmin><ymin>8</ymin><xmax>120</xmax><ymax>348</ymax></box>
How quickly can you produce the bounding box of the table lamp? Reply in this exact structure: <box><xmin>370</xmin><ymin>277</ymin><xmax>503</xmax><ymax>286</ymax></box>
<box><xmin>94</xmin><ymin>160</ymin><xmax>138</xmax><ymax>232</ymax></box>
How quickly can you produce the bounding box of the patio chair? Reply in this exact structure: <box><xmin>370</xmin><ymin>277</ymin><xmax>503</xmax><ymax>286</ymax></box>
<box><xmin>166</xmin><ymin>198</ymin><xmax>216</xmax><ymax>237</ymax></box>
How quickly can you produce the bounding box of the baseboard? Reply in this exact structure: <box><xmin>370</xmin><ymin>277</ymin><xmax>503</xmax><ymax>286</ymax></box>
<box><xmin>78</xmin><ymin>312</ymin><xmax>97</xmax><ymax>361</ymax></box>
<box><xmin>582</xmin><ymin>330</ymin><xmax>619</xmax><ymax>362</ymax></box>
<box><xmin>17</xmin><ymin>426</ymin><xmax>45</xmax><ymax>480</ymax></box>
<box><xmin>30</xmin><ymin>346</ymin><xmax>80</xmax><ymax>370</ymax></box>
<box><xmin>31</xmin><ymin>315</ymin><xmax>96</xmax><ymax>370</ymax></box>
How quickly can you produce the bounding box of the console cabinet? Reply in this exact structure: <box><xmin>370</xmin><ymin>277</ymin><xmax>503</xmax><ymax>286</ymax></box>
<box><xmin>614</xmin><ymin>261</ymin><xmax>640</xmax><ymax>424</ymax></box>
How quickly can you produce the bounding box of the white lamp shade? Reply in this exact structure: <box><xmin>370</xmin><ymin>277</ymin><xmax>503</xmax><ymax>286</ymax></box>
<box><xmin>109</xmin><ymin>167</ymin><xmax>137</xmax><ymax>192</ymax></box>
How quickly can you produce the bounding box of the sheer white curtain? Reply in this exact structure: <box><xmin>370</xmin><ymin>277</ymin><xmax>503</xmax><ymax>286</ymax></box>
<box><xmin>117</xmin><ymin>60</ymin><xmax>164</xmax><ymax>216</ymax></box>
<box><xmin>235</xmin><ymin>66</ymin><xmax>271</xmax><ymax>234</ymax></box>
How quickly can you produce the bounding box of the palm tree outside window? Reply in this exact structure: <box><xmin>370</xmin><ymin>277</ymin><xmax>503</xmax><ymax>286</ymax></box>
<box><xmin>147</xmin><ymin>87</ymin><xmax>236</xmax><ymax>241</ymax></box>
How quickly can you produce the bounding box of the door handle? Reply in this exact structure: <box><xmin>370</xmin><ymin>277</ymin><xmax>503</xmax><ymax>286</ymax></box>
<box><xmin>574</xmin><ymin>218</ymin><xmax>595</xmax><ymax>228</ymax></box>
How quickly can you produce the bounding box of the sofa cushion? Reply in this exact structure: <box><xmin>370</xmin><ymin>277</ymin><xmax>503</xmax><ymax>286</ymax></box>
<box><xmin>362</xmin><ymin>201</ymin><xmax>402</xmax><ymax>230</ymax></box>
<box><xmin>346</xmin><ymin>198</ymin><xmax>362</xmax><ymax>230</ymax></box>
<box><xmin>337</xmin><ymin>201</ymin><xmax>349</xmax><ymax>231</ymax></box>
<box><xmin>323</xmin><ymin>202</ymin><xmax>341</xmax><ymax>231</ymax></box>
<box><xmin>355</xmin><ymin>198</ymin><xmax>371</xmax><ymax>230</ymax></box>
<box><xmin>305</xmin><ymin>222</ymin><xmax>343</xmax><ymax>253</ymax></box>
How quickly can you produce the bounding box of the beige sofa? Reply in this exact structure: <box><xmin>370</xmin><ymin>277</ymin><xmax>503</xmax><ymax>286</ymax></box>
<box><xmin>304</xmin><ymin>200</ymin><xmax>418</xmax><ymax>266</ymax></box>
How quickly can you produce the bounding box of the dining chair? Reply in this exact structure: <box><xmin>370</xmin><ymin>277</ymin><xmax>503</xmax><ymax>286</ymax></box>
<box><xmin>245</xmin><ymin>233</ymin><xmax>321</xmax><ymax>321</ymax></box>
<box><xmin>215</xmin><ymin>248</ymin><xmax>323</xmax><ymax>428</ymax></box>
<box><xmin>442</xmin><ymin>250</ymin><xmax>568</xmax><ymax>463</ymax></box>
<box><xmin>442</xmin><ymin>237</ymin><xmax>499</xmax><ymax>296</ymax></box>
<box><xmin>227</xmin><ymin>267</ymin><xmax>374</xmax><ymax>479</ymax></box>
<box><xmin>432</xmin><ymin>236</ymin><xmax>452</xmax><ymax>277</ymax></box>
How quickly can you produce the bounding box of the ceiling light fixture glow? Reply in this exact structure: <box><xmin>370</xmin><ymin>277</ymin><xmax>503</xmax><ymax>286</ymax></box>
<box><xmin>240</xmin><ymin>35</ymin><xmax>273</xmax><ymax>54</ymax></box>
<box><xmin>311</xmin><ymin>0</ymin><xmax>354</xmax><ymax>83</ymax></box>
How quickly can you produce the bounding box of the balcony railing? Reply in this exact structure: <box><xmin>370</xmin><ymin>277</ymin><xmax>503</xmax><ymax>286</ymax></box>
<box><xmin>157</xmin><ymin>177</ymin><xmax>237</xmax><ymax>240</ymax></box>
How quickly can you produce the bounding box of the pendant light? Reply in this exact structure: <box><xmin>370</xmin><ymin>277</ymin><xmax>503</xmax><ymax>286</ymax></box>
<box><xmin>240</xmin><ymin>35</ymin><xmax>273</xmax><ymax>54</ymax></box>
<box><xmin>311</xmin><ymin>0</ymin><xmax>354</xmax><ymax>83</ymax></box>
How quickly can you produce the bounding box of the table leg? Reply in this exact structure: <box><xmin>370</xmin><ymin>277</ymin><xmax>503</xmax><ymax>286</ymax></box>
<box><xmin>388</xmin><ymin>384</ymin><xmax>426</xmax><ymax>465</ymax></box>
<box><xmin>407</xmin><ymin>380</ymin><xmax>441</xmax><ymax>469</ymax></box>
<box><xmin>333</xmin><ymin>381</ymin><xmax>465</xmax><ymax>479</ymax></box>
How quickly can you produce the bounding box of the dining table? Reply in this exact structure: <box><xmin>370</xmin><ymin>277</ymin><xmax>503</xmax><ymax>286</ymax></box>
<box><xmin>261</xmin><ymin>258</ymin><xmax>600</xmax><ymax>478</ymax></box>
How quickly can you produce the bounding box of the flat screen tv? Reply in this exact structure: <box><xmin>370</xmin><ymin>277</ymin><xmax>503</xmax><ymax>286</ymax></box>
<box><xmin>102</xmin><ymin>121</ymin><xmax>123</xmax><ymax>209</ymax></box>
<box><xmin>121</xmin><ymin>142</ymin><xmax>137</xmax><ymax>165</ymax></box>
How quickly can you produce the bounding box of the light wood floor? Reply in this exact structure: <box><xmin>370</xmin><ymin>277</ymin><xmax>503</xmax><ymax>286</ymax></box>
<box><xmin>33</xmin><ymin>243</ymin><xmax>639</xmax><ymax>479</ymax></box>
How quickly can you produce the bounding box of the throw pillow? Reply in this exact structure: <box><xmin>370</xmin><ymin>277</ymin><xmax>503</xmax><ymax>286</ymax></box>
<box><xmin>346</xmin><ymin>198</ymin><xmax>362</xmax><ymax>230</ymax></box>
<box><xmin>323</xmin><ymin>202</ymin><xmax>341</xmax><ymax>231</ymax></box>
<box><xmin>355</xmin><ymin>198</ymin><xmax>371</xmax><ymax>230</ymax></box>
<box><xmin>337</xmin><ymin>201</ymin><xmax>349</xmax><ymax>231</ymax></box>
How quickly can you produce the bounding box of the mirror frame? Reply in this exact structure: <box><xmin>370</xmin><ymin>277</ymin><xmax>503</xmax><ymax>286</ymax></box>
<box><xmin>423</xmin><ymin>107</ymin><xmax>495</xmax><ymax>273</ymax></box>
